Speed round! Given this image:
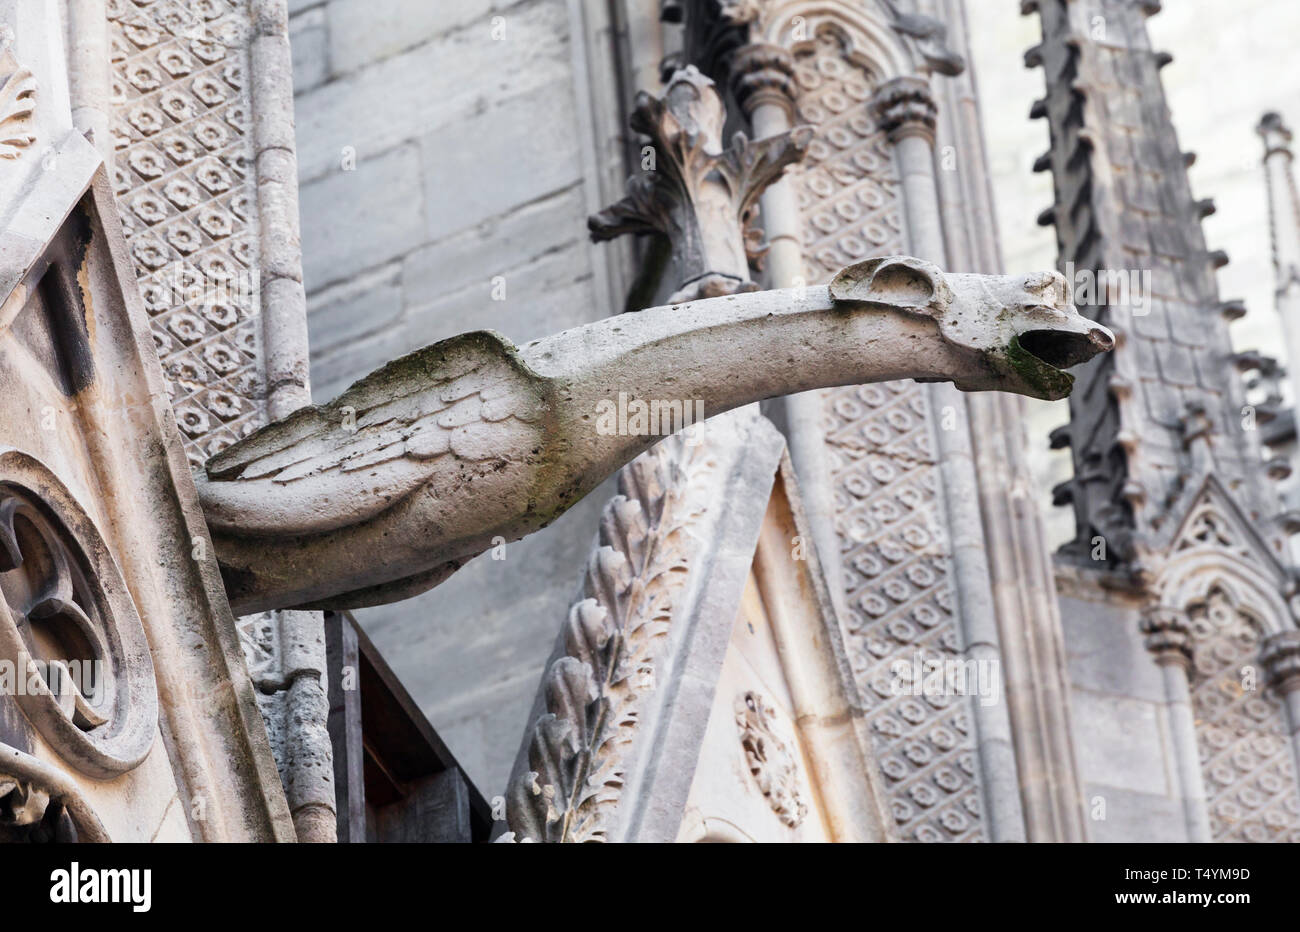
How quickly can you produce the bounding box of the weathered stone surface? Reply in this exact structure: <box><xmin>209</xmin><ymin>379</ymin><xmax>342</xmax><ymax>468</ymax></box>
<box><xmin>197</xmin><ymin>257</ymin><xmax>1112</xmax><ymax>614</ymax></box>
<box><xmin>106</xmin><ymin>0</ymin><xmax>331</xmax><ymax>841</ymax></box>
<box><xmin>1082</xmin><ymin>786</ymin><xmax>1190</xmax><ymax>843</ymax></box>
<box><xmin>1028</xmin><ymin>0</ymin><xmax>1300</xmax><ymax>845</ymax></box>
<box><xmin>288</xmin><ymin>0</ymin><xmax>610</xmax><ymax>795</ymax></box>
<box><xmin>293</xmin><ymin>0</ymin><xmax>571</xmax><ymax>184</ymax></box>
<box><xmin>288</xmin><ymin>7</ymin><xmax>328</xmax><ymax>95</ymax></box>
<box><xmin>325</xmin><ymin>0</ymin><xmax>493</xmax><ymax>78</ymax></box>
<box><xmin>307</xmin><ymin>263</ymin><xmax>403</xmax><ymax>369</ymax></box>
<box><xmin>1028</xmin><ymin>0</ymin><xmax>1282</xmax><ymax>576</ymax></box>
<box><xmin>402</xmin><ymin>187</ymin><xmax>588</xmax><ymax>313</ymax></box>
<box><xmin>588</xmin><ymin>65</ymin><xmax>811</xmax><ymax>304</ymax></box>
<box><xmin>0</xmin><ymin>143</ymin><xmax>292</xmax><ymax>841</ymax></box>
<box><xmin>1071</xmin><ymin>688</ymin><xmax>1171</xmax><ymax>799</ymax></box>
<box><xmin>300</xmin><ymin>143</ymin><xmax>425</xmax><ymax>291</ymax></box>
<box><xmin>1060</xmin><ymin>595</ymin><xmax>1166</xmax><ymax>704</ymax></box>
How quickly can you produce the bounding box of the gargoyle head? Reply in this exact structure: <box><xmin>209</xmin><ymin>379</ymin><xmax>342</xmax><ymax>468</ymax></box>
<box><xmin>830</xmin><ymin>256</ymin><xmax>1114</xmax><ymax>401</ymax></box>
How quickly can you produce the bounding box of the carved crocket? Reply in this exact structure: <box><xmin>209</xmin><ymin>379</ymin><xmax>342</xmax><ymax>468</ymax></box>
<box><xmin>196</xmin><ymin>256</ymin><xmax>1113</xmax><ymax>614</ymax></box>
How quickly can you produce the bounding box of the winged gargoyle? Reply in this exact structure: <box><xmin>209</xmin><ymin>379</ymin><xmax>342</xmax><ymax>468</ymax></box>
<box><xmin>197</xmin><ymin>255</ymin><xmax>1113</xmax><ymax>614</ymax></box>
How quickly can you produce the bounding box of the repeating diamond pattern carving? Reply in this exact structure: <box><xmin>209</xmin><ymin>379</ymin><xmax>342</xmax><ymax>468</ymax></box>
<box><xmin>108</xmin><ymin>0</ymin><xmax>265</xmax><ymax>469</ymax></box>
<box><xmin>793</xmin><ymin>31</ymin><xmax>985</xmax><ymax>843</ymax></box>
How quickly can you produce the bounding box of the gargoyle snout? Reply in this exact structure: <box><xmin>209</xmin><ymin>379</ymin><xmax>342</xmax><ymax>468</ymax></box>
<box><xmin>1088</xmin><ymin>326</ymin><xmax>1114</xmax><ymax>352</ymax></box>
<box><xmin>1017</xmin><ymin>321</ymin><xmax>1115</xmax><ymax>370</ymax></box>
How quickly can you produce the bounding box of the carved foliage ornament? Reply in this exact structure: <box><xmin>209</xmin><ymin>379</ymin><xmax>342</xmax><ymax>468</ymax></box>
<box><xmin>0</xmin><ymin>25</ymin><xmax>36</xmax><ymax>159</ymax></box>
<box><xmin>735</xmin><ymin>690</ymin><xmax>807</xmax><ymax>828</ymax></box>
<box><xmin>589</xmin><ymin>66</ymin><xmax>811</xmax><ymax>302</ymax></box>
<box><xmin>0</xmin><ymin>451</ymin><xmax>157</xmax><ymax>779</ymax></box>
<box><xmin>0</xmin><ymin>748</ymin><xmax>112</xmax><ymax>842</ymax></box>
<box><xmin>502</xmin><ymin>434</ymin><xmax>717</xmax><ymax>842</ymax></box>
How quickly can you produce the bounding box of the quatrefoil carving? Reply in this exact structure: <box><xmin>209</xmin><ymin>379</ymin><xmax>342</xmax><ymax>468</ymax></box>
<box><xmin>0</xmin><ymin>494</ymin><xmax>111</xmax><ymax>730</ymax></box>
<box><xmin>0</xmin><ymin>453</ymin><xmax>156</xmax><ymax>779</ymax></box>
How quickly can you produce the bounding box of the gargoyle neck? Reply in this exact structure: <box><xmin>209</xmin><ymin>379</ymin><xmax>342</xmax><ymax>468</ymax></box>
<box><xmin>519</xmin><ymin>286</ymin><xmax>968</xmax><ymax>471</ymax></box>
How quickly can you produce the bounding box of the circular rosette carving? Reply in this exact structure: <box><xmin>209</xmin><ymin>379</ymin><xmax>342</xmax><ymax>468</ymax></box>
<box><xmin>0</xmin><ymin>450</ymin><xmax>156</xmax><ymax>778</ymax></box>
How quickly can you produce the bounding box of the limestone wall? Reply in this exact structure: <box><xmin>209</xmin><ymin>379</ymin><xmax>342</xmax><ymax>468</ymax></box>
<box><xmin>287</xmin><ymin>0</ymin><xmax>626</xmax><ymax>792</ymax></box>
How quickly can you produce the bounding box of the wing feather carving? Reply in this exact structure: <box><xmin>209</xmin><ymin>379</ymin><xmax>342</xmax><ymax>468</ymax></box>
<box><xmin>200</xmin><ymin>332</ymin><xmax>547</xmax><ymax>537</ymax></box>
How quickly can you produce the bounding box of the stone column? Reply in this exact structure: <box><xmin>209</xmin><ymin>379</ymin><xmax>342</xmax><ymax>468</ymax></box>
<box><xmin>1261</xmin><ymin>629</ymin><xmax>1300</xmax><ymax>796</ymax></box>
<box><xmin>1139</xmin><ymin>606</ymin><xmax>1211</xmax><ymax>842</ymax></box>
<box><xmin>928</xmin><ymin>18</ymin><xmax>1086</xmax><ymax>836</ymax></box>
<box><xmin>250</xmin><ymin>0</ymin><xmax>332</xmax><ymax>842</ymax></box>
<box><xmin>730</xmin><ymin>43</ymin><xmax>803</xmax><ymax>283</ymax></box>
<box><xmin>870</xmin><ymin>75</ymin><xmax>1026</xmax><ymax>842</ymax></box>
<box><xmin>1258</xmin><ymin>113</ymin><xmax>1300</xmax><ymax>486</ymax></box>
<box><xmin>727</xmin><ymin>43</ymin><xmax>852</xmax><ymax>631</ymax></box>
<box><xmin>65</xmin><ymin>0</ymin><xmax>111</xmax><ymax>162</ymax></box>
<box><xmin>251</xmin><ymin>0</ymin><xmax>313</xmax><ymax>421</ymax></box>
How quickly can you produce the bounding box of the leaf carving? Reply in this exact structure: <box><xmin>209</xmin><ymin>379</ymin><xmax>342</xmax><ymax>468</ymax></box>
<box><xmin>0</xmin><ymin>29</ymin><xmax>36</xmax><ymax>160</ymax></box>
<box><xmin>503</xmin><ymin>434</ymin><xmax>716</xmax><ymax>841</ymax></box>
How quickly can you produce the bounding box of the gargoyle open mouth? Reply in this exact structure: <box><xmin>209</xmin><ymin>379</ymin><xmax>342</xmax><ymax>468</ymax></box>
<box><xmin>1008</xmin><ymin>327</ymin><xmax>1114</xmax><ymax>400</ymax></box>
<box><xmin>1019</xmin><ymin>327</ymin><xmax>1114</xmax><ymax>369</ymax></box>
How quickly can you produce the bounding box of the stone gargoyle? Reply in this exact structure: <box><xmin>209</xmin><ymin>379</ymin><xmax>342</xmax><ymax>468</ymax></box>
<box><xmin>196</xmin><ymin>255</ymin><xmax>1113</xmax><ymax>614</ymax></box>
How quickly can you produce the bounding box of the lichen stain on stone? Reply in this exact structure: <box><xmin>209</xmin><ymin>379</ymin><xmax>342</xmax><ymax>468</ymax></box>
<box><xmin>1006</xmin><ymin>334</ymin><xmax>1074</xmax><ymax>401</ymax></box>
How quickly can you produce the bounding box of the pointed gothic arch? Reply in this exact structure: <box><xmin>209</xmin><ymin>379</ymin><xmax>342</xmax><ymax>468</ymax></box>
<box><xmin>755</xmin><ymin>1</ymin><xmax>914</xmax><ymax>83</ymax></box>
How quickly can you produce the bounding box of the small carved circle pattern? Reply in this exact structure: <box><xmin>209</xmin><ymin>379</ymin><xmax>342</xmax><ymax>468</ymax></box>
<box><xmin>1189</xmin><ymin>589</ymin><xmax>1300</xmax><ymax>842</ymax></box>
<box><xmin>0</xmin><ymin>458</ymin><xmax>157</xmax><ymax>779</ymax></box>
<box><xmin>108</xmin><ymin>0</ymin><xmax>266</xmax><ymax>470</ymax></box>
<box><xmin>792</xmin><ymin>32</ymin><xmax>986</xmax><ymax>843</ymax></box>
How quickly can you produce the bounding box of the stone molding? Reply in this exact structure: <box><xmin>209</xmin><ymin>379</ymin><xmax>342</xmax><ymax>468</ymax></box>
<box><xmin>870</xmin><ymin>75</ymin><xmax>938</xmax><ymax>144</ymax></box>
<box><xmin>1139</xmin><ymin>605</ymin><xmax>1194</xmax><ymax>669</ymax></box>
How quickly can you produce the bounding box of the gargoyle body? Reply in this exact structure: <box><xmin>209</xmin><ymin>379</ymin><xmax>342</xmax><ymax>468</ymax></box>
<box><xmin>197</xmin><ymin>256</ymin><xmax>1112</xmax><ymax>614</ymax></box>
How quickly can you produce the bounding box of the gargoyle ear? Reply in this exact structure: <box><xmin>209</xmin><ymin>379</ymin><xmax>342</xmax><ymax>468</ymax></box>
<box><xmin>829</xmin><ymin>256</ymin><xmax>947</xmax><ymax>309</ymax></box>
<box><xmin>1022</xmin><ymin>270</ymin><xmax>1071</xmax><ymax>308</ymax></box>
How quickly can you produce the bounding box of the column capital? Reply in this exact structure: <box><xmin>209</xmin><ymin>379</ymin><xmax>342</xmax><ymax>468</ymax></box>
<box><xmin>870</xmin><ymin>76</ymin><xmax>938</xmax><ymax>145</ymax></box>
<box><xmin>728</xmin><ymin>42</ymin><xmax>797</xmax><ymax>120</ymax></box>
<box><xmin>1261</xmin><ymin>629</ymin><xmax>1300</xmax><ymax>691</ymax></box>
<box><xmin>1258</xmin><ymin>111</ymin><xmax>1294</xmax><ymax>161</ymax></box>
<box><xmin>1139</xmin><ymin>605</ymin><xmax>1194</xmax><ymax>670</ymax></box>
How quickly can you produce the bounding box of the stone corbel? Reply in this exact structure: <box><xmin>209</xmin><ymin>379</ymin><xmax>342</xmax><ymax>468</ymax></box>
<box><xmin>589</xmin><ymin>65</ymin><xmax>811</xmax><ymax>304</ymax></box>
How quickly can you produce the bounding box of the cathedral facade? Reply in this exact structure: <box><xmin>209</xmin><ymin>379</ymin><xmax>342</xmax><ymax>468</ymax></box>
<box><xmin>0</xmin><ymin>0</ymin><xmax>1297</xmax><ymax>844</ymax></box>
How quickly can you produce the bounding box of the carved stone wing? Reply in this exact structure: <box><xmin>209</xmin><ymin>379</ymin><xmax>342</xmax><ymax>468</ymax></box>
<box><xmin>200</xmin><ymin>331</ymin><xmax>548</xmax><ymax>537</ymax></box>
